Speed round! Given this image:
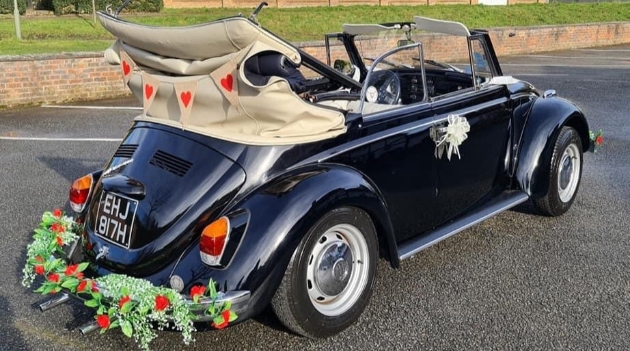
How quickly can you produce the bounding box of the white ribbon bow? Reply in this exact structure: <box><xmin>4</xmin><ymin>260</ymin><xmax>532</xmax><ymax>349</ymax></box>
<box><xmin>434</xmin><ymin>114</ymin><xmax>470</xmax><ymax>161</ymax></box>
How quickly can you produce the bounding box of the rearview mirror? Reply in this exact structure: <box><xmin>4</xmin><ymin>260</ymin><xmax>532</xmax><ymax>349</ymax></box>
<box><xmin>397</xmin><ymin>39</ymin><xmax>415</xmax><ymax>47</ymax></box>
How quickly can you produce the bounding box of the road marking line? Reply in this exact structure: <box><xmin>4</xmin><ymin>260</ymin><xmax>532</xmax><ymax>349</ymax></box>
<box><xmin>0</xmin><ymin>136</ymin><xmax>122</xmax><ymax>141</ymax></box>
<box><xmin>41</xmin><ymin>104</ymin><xmax>142</xmax><ymax>110</ymax></box>
<box><xmin>515</xmin><ymin>54</ymin><xmax>630</xmax><ymax>60</ymax></box>
<box><xmin>577</xmin><ymin>49</ymin><xmax>630</xmax><ymax>52</ymax></box>
<box><xmin>512</xmin><ymin>73</ymin><xmax>569</xmax><ymax>76</ymax></box>
<box><xmin>502</xmin><ymin>63</ymin><xmax>630</xmax><ymax>68</ymax></box>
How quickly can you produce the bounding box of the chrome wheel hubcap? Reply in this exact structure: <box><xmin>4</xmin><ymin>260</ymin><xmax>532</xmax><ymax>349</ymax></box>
<box><xmin>558</xmin><ymin>143</ymin><xmax>581</xmax><ymax>203</ymax></box>
<box><xmin>306</xmin><ymin>224</ymin><xmax>369</xmax><ymax>316</ymax></box>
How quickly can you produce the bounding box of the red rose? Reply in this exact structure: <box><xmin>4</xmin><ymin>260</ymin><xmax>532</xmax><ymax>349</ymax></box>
<box><xmin>85</xmin><ymin>242</ymin><xmax>93</xmax><ymax>251</ymax></box>
<box><xmin>48</xmin><ymin>273</ymin><xmax>60</xmax><ymax>283</ymax></box>
<box><xmin>96</xmin><ymin>314</ymin><xmax>110</xmax><ymax>329</ymax></box>
<box><xmin>190</xmin><ymin>285</ymin><xmax>206</xmax><ymax>301</ymax></box>
<box><xmin>50</xmin><ymin>223</ymin><xmax>65</xmax><ymax>233</ymax></box>
<box><xmin>91</xmin><ymin>282</ymin><xmax>99</xmax><ymax>292</ymax></box>
<box><xmin>211</xmin><ymin>310</ymin><xmax>231</xmax><ymax>329</ymax></box>
<box><xmin>56</xmin><ymin>236</ymin><xmax>63</xmax><ymax>247</ymax></box>
<box><xmin>596</xmin><ymin>136</ymin><xmax>603</xmax><ymax>145</ymax></box>
<box><xmin>35</xmin><ymin>256</ymin><xmax>44</xmax><ymax>263</ymax></box>
<box><xmin>53</xmin><ymin>208</ymin><xmax>62</xmax><ymax>218</ymax></box>
<box><xmin>154</xmin><ymin>295</ymin><xmax>170</xmax><ymax>312</ymax></box>
<box><xmin>64</xmin><ymin>264</ymin><xmax>79</xmax><ymax>276</ymax></box>
<box><xmin>119</xmin><ymin>295</ymin><xmax>131</xmax><ymax>309</ymax></box>
<box><xmin>76</xmin><ymin>272</ymin><xmax>84</xmax><ymax>280</ymax></box>
<box><xmin>34</xmin><ymin>265</ymin><xmax>45</xmax><ymax>275</ymax></box>
<box><xmin>77</xmin><ymin>280</ymin><xmax>88</xmax><ymax>293</ymax></box>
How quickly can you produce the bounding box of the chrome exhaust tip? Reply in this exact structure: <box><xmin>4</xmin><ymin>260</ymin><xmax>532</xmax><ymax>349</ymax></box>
<box><xmin>38</xmin><ymin>293</ymin><xmax>70</xmax><ymax>312</ymax></box>
<box><xmin>78</xmin><ymin>321</ymin><xmax>99</xmax><ymax>335</ymax></box>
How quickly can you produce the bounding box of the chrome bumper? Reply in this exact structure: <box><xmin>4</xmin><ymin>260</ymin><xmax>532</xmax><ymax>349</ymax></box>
<box><xmin>39</xmin><ymin>289</ymin><xmax>251</xmax><ymax>333</ymax></box>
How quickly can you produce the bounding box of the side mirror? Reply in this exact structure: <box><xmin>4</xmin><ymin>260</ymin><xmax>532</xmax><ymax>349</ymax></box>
<box><xmin>333</xmin><ymin>59</ymin><xmax>354</xmax><ymax>75</ymax></box>
<box><xmin>397</xmin><ymin>39</ymin><xmax>414</xmax><ymax>47</ymax></box>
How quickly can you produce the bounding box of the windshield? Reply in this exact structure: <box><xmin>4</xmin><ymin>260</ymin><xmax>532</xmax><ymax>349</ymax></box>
<box><xmin>352</xmin><ymin>28</ymin><xmax>471</xmax><ymax>72</ymax></box>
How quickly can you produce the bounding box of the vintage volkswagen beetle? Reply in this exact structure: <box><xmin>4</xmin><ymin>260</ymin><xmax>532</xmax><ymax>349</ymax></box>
<box><xmin>50</xmin><ymin>7</ymin><xmax>589</xmax><ymax>338</ymax></box>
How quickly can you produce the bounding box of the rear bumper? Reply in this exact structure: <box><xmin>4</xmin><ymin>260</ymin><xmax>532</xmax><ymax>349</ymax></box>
<box><xmin>186</xmin><ymin>290</ymin><xmax>251</xmax><ymax>321</ymax></box>
<box><xmin>47</xmin><ymin>288</ymin><xmax>251</xmax><ymax>323</ymax></box>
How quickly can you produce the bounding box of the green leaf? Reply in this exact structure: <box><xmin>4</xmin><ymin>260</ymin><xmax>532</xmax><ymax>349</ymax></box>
<box><xmin>121</xmin><ymin>320</ymin><xmax>133</xmax><ymax>338</ymax></box>
<box><xmin>97</xmin><ymin>305</ymin><xmax>105</xmax><ymax>315</ymax></box>
<box><xmin>121</xmin><ymin>301</ymin><xmax>134</xmax><ymax>314</ymax></box>
<box><xmin>77</xmin><ymin>262</ymin><xmax>89</xmax><ymax>272</ymax></box>
<box><xmin>85</xmin><ymin>299</ymin><xmax>99</xmax><ymax>308</ymax></box>
<box><xmin>41</xmin><ymin>284</ymin><xmax>54</xmax><ymax>295</ymax></box>
<box><xmin>207</xmin><ymin>303</ymin><xmax>215</xmax><ymax>316</ymax></box>
<box><xmin>61</xmin><ymin>278</ymin><xmax>79</xmax><ymax>290</ymax></box>
<box><xmin>212</xmin><ymin>314</ymin><xmax>224</xmax><ymax>325</ymax></box>
<box><xmin>208</xmin><ymin>280</ymin><xmax>217</xmax><ymax>298</ymax></box>
<box><xmin>228</xmin><ymin>311</ymin><xmax>238</xmax><ymax>322</ymax></box>
<box><xmin>121</xmin><ymin>286</ymin><xmax>129</xmax><ymax>296</ymax></box>
<box><xmin>222</xmin><ymin>301</ymin><xmax>231</xmax><ymax>312</ymax></box>
<box><xmin>47</xmin><ymin>240</ymin><xmax>58</xmax><ymax>251</ymax></box>
<box><xmin>108</xmin><ymin>307</ymin><xmax>116</xmax><ymax>316</ymax></box>
<box><xmin>109</xmin><ymin>320</ymin><xmax>120</xmax><ymax>330</ymax></box>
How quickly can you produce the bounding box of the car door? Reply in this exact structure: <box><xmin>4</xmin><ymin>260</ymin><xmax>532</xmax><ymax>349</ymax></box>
<box><xmin>430</xmin><ymin>38</ymin><xmax>512</xmax><ymax>226</ymax></box>
<box><xmin>342</xmin><ymin>104</ymin><xmax>438</xmax><ymax>243</ymax></box>
<box><xmin>335</xmin><ymin>44</ymin><xmax>439</xmax><ymax>243</ymax></box>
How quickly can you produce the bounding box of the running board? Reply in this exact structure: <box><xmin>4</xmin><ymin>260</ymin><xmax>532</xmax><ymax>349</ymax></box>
<box><xmin>398</xmin><ymin>191</ymin><xmax>529</xmax><ymax>261</ymax></box>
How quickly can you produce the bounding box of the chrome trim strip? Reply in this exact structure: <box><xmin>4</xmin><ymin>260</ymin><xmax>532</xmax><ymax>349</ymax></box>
<box><xmin>398</xmin><ymin>191</ymin><xmax>529</xmax><ymax>260</ymax></box>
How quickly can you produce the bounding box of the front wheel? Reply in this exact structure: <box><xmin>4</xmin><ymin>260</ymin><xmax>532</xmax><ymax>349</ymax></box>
<box><xmin>534</xmin><ymin>126</ymin><xmax>583</xmax><ymax>216</ymax></box>
<box><xmin>271</xmin><ymin>207</ymin><xmax>378</xmax><ymax>338</ymax></box>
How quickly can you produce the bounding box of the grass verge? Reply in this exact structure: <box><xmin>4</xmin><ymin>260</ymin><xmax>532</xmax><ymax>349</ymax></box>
<box><xmin>1</xmin><ymin>3</ymin><xmax>630</xmax><ymax>55</ymax></box>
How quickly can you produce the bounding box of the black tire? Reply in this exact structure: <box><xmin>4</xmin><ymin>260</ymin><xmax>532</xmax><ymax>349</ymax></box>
<box><xmin>534</xmin><ymin>126</ymin><xmax>583</xmax><ymax>216</ymax></box>
<box><xmin>271</xmin><ymin>207</ymin><xmax>378</xmax><ymax>338</ymax></box>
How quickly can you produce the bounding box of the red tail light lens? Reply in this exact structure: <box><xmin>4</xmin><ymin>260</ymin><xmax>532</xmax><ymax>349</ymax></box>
<box><xmin>69</xmin><ymin>174</ymin><xmax>93</xmax><ymax>213</ymax></box>
<box><xmin>200</xmin><ymin>217</ymin><xmax>230</xmax><ymax>266</ymax></box>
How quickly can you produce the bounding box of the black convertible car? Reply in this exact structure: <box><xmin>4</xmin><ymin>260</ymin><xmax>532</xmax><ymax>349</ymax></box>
<box><xmin>40</xmin><ymin>5</ymin><xmax>589</xmax><ymax>340</ymax></box>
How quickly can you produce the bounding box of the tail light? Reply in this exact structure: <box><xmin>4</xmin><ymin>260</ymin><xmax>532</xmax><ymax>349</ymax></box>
<box><xmin>69</xmin><ymin>174</ymin><xmax>94</xmax><ymax>213</ymax></box>
<box><xmin>200</xmin><ymin>216</ymin><xmax>230</xmax><ymax>266</ymax></box>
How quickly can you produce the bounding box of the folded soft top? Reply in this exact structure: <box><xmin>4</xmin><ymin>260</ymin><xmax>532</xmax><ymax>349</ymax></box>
<box><xmin>98</xmin><ymin>12</ymin><xmax>346</xmax><ymax>145</ymax></box>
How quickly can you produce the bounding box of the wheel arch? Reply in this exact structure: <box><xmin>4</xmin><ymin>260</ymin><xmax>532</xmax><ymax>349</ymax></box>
<box><xmin>175</xmin><ymin>164</ymin><xmax>397</xmax><ymax>318</ymax></box>
<box><xmin>514</xmin><ymin>96</ymin><xmax>589</xmax><ymax>198</ymax></box>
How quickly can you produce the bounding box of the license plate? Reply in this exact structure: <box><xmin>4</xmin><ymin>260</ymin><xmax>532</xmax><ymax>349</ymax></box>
<box><xmin>94</xmin><ymin>192</ymin><xmax>138</xmax><ymax>249</ymax></box>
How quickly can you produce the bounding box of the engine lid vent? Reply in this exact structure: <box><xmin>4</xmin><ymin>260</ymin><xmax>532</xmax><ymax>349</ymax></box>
<box><xmin>149</xmin><ymin>150</ymin><xmax>193</xmax><ymax>177</ymax></box>
<box><xmin>113</xmin><ymin>144</ymin><xmax>138</xmax><ymax>159</ymax></box>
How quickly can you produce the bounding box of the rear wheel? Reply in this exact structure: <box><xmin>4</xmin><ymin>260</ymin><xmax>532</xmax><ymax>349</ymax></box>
<box><xmin>271</xmin><ymin>207</ymin><xmax>378</xmax><ymax>338</ymax></box>
<box><xmin>534</xmin><ymin>126</ymin><xmax>583</xmax><ymax>216</ymax></box>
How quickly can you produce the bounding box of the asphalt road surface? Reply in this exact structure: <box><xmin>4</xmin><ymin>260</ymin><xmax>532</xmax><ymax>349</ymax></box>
<box><xmin>1</xmin><ymin>44</ymin><xmax>629</xmax><ymax>351</ymax></box>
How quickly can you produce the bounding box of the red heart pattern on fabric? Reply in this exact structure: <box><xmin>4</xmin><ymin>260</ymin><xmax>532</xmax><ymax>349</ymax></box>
<box><xmin>180</xmin><ymin>91</ymin><xmax>192</xmax><ymax>108</ymax></box>
<box><xmin>145</xmin><ymin>84</ymin><xmax>154</xmax><ymax>99</ymax></box>
<box><xmin>220</xmin><ymin>74</ymin><xmax>233</xmax><ymax>92</ymax></box>
<box><xmin>122</xmin><ymin>61</ymin><xmax>131</xmax><ymax>76</ymax></box>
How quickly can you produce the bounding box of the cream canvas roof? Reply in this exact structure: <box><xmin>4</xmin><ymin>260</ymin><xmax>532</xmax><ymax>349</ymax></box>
<box><xmin>97</xmin><ymin>12</ymin><xmax>346</xmax><ymax>145</ymax></box>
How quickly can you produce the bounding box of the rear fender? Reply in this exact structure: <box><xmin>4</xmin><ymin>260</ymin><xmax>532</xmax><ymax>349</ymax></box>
<box><xmin>514</xmin><ymin>97</ymin><xmax>589</xmax><ymax>197</ymax></box>
<box><xmin>169</xmin><ymin>164</ymin><xmax>396</xmax><ymax>318</ymax></box>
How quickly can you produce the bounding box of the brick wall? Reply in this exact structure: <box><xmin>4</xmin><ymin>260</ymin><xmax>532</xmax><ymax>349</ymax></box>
<box><xmin>0</xmin><ymin>53</ymin><xmax>124</xmax><ymax>108</ymax></box>
<box><xmin>1</xmin><ymin>22</ymin><xmax>629</xmax><ymax>107</ymax></box>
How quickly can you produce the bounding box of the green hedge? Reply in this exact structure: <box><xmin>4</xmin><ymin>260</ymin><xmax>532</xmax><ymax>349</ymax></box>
<box><xmin>51</xmin><ymin>0</ymin><xmax>162</xmax><ymax>15</ymax></box>
<box><xmin>0</xmin><ymin>0</ymin><xmax>27</xmax><ymax>15</ymax></box>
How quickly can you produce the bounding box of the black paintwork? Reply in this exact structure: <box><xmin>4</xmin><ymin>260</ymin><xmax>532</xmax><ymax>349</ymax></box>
<box><xmin>75</xmin><ymin>20</ymin><xmax>589</xmax><ymax>324</ymax></box>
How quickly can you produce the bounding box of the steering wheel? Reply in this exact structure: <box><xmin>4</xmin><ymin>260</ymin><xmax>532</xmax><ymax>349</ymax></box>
<box><xmin>365</xmin><ymin>70</ymin><xmax>401</xmax><ymax>105</ymax></box>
